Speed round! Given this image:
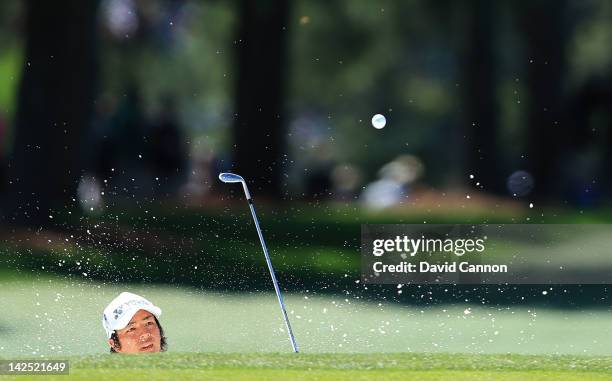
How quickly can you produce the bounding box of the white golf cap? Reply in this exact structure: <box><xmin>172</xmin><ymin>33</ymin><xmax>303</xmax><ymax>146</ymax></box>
<box><xmin>102</xmin><ymin>292</ymin><xmax>162</xmax><ymax>339</ymax></box>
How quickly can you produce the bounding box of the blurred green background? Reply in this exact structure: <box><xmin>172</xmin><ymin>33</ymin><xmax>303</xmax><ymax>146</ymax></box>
<box><xmin>1</xmin><ymin>0</ymin><xmax>612</xmax><ymax>356</ymax></box>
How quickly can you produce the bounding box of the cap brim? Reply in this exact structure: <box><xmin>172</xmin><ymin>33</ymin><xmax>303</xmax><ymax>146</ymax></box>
<box><xmin>110</xmin><ymin>305</ymin><xmax>162</xmax><ymax>335</ymax></box>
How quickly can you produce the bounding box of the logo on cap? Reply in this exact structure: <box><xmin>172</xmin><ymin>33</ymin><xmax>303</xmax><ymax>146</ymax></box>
<box><xmin>113</xmin><ymin>307</ymin><xmax>123</xmax><ymax>320</ymax></box>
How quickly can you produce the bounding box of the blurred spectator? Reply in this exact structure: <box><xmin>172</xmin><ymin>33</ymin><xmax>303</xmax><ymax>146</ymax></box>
<box><xmin>181</xmin><ymin>146</ymin><xmax>217</xmax><ymax>199</ymax></box>
<box><xmin>331</xmin><ymin>163</ymin><xmax>363</xmax><ymax>200</ymax></box>
<box><xmin>360</xmin><ymin>178</ymin><xmax>405</xmax><ymax>210</ymax></box>
<box><xmin>288</xmin><ymin>112</ymin><xmax>336</xmax><ymax>199</ymax></box>
<box><xmin>361</xmin><ymin>154</ymin><xmax>424</xmax><ymax>210</ymax></box>
<box><xmin>379</xmin><ymin>155</ymin><xmax>424</xmax><ymax>185</ymax></box>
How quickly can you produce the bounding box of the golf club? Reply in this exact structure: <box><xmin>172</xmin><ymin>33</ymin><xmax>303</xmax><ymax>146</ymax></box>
<box><xmin>218</xmin><ymin>172</ymin><xmax>299</xmax><ymax>353</ymax></box>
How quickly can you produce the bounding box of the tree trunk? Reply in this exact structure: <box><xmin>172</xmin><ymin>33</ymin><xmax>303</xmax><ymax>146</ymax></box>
<box><xmin>232</xmin><ymin>0</ymin><xmax>290</xmax><ymax>199</ymax></box>
<box><xmin>461</xmin><ymin>0</ymin><xmax>502</xmax><ymax>193</ymax></box>
<box><xmin>6</xmin><ymin>0</ymin><xmax>98</xmax><ymax>225</ymax></box>
<box><xmin>517</xmin><ymin>0</ymin><xmax>568</xmax><ymax>200</ymax></box>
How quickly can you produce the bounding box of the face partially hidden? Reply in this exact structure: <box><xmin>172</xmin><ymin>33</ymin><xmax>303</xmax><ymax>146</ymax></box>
<box><xmin>108</xmin><ymin>310</ymin><xmax>162</xmax><ymax>353</ymax></box>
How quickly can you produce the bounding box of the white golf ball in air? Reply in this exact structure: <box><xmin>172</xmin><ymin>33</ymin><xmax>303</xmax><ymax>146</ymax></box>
<box><xmin>371</xmin><ymin>114</ymin><xmax>386</xmax><ymax>129</ymax></box>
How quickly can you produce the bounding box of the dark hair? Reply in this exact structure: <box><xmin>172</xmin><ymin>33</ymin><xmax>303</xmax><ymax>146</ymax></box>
<box><xmin>110</xmin><ymin>316</ymin><xmax>167</xmax><ymax>353</ymax></box>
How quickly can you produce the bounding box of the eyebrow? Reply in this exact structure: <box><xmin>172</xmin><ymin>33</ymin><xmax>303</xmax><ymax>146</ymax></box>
<box><xmin>126</xmin><ymin>316</ymin><xmax>154</xmax><ymax>327</ymax></box>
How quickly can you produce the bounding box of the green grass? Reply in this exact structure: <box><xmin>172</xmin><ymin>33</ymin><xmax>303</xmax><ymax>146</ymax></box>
<box><xmin>2</xmin><ymin>205</ymin><xmax>612</xmax><ymax>381</ymax></box>
<box><xmin>2</xmin><ymin>353</ymin><xmax>612</xmax><ymax>380</ymax></box>
<box><xmin>1</xmin><ymin>272</ymin><xmax>612</xmax><ymax>357</ymax></box>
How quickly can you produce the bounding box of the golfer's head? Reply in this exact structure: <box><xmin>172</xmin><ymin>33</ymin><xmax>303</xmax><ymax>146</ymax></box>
<box><xmin>102</xmin><ymin>292</ymin><xmax>166</xmax><ymax>353</ymax></box>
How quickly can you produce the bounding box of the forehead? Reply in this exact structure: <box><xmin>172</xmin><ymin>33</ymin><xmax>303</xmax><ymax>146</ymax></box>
<box><xmin>128</xmin><ymin>309</ymin><xmax>155</xmax><ymax>324</ymax></box>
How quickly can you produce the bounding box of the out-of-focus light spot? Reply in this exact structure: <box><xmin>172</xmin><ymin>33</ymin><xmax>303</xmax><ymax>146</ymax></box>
<box><xmin>507</xmin><ymin>170</ymin><xmax>534</xmax><ymax>197</ymax></box>
<box><xmin>77</xmin><ymin>175</ymin><xmax>104</xmax><ymax>215</ymax></box>
<box><xmin>103</xmin><ymin>0</ymin><xmax>139</xmax><ymax>38</ymax></box>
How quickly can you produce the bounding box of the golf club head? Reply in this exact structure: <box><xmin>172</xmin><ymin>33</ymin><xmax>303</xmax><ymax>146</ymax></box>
<box><xmin>218</xmin><ymin>172</ymin><xmax>244</xmax><ymax>184</ymax></box>
<box><xmin>218</xmin><ymin>172</ymin><xmax>251</xmax><ymax>200</ymax></box>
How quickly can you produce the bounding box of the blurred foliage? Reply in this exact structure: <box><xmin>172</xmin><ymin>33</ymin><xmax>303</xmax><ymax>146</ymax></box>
<box><xmin>0</xmin><ymin>48</ymin><xmax>20</xmax><ymax>120</ymax></box>
<box><xmin>569</xmin><ymin>0</ymin><xmax>612</xmax><ymax>85</ymax></box>
<box><xmin>0</xmin><ymin>0</ymin><xmax>612</xmax><ymax>227</ymax></box>
<box><xmin>289</xmin><ymin>0</ymin><xmax>459</xmax><ymax>184</ymax></box>
<box><xmin>0</xmin><ymin>1</ymin><xmax>22</xmax><ymax>153</ymax></box>
<box><xmin>97</xmin><ymin>0</ymin><xmax>237</xmax><ymax>151</ymax></box>
<box><xmin>1</xmin><ymin>0</ymin><xmax>612</xmax><ymax>189</ymax></box>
